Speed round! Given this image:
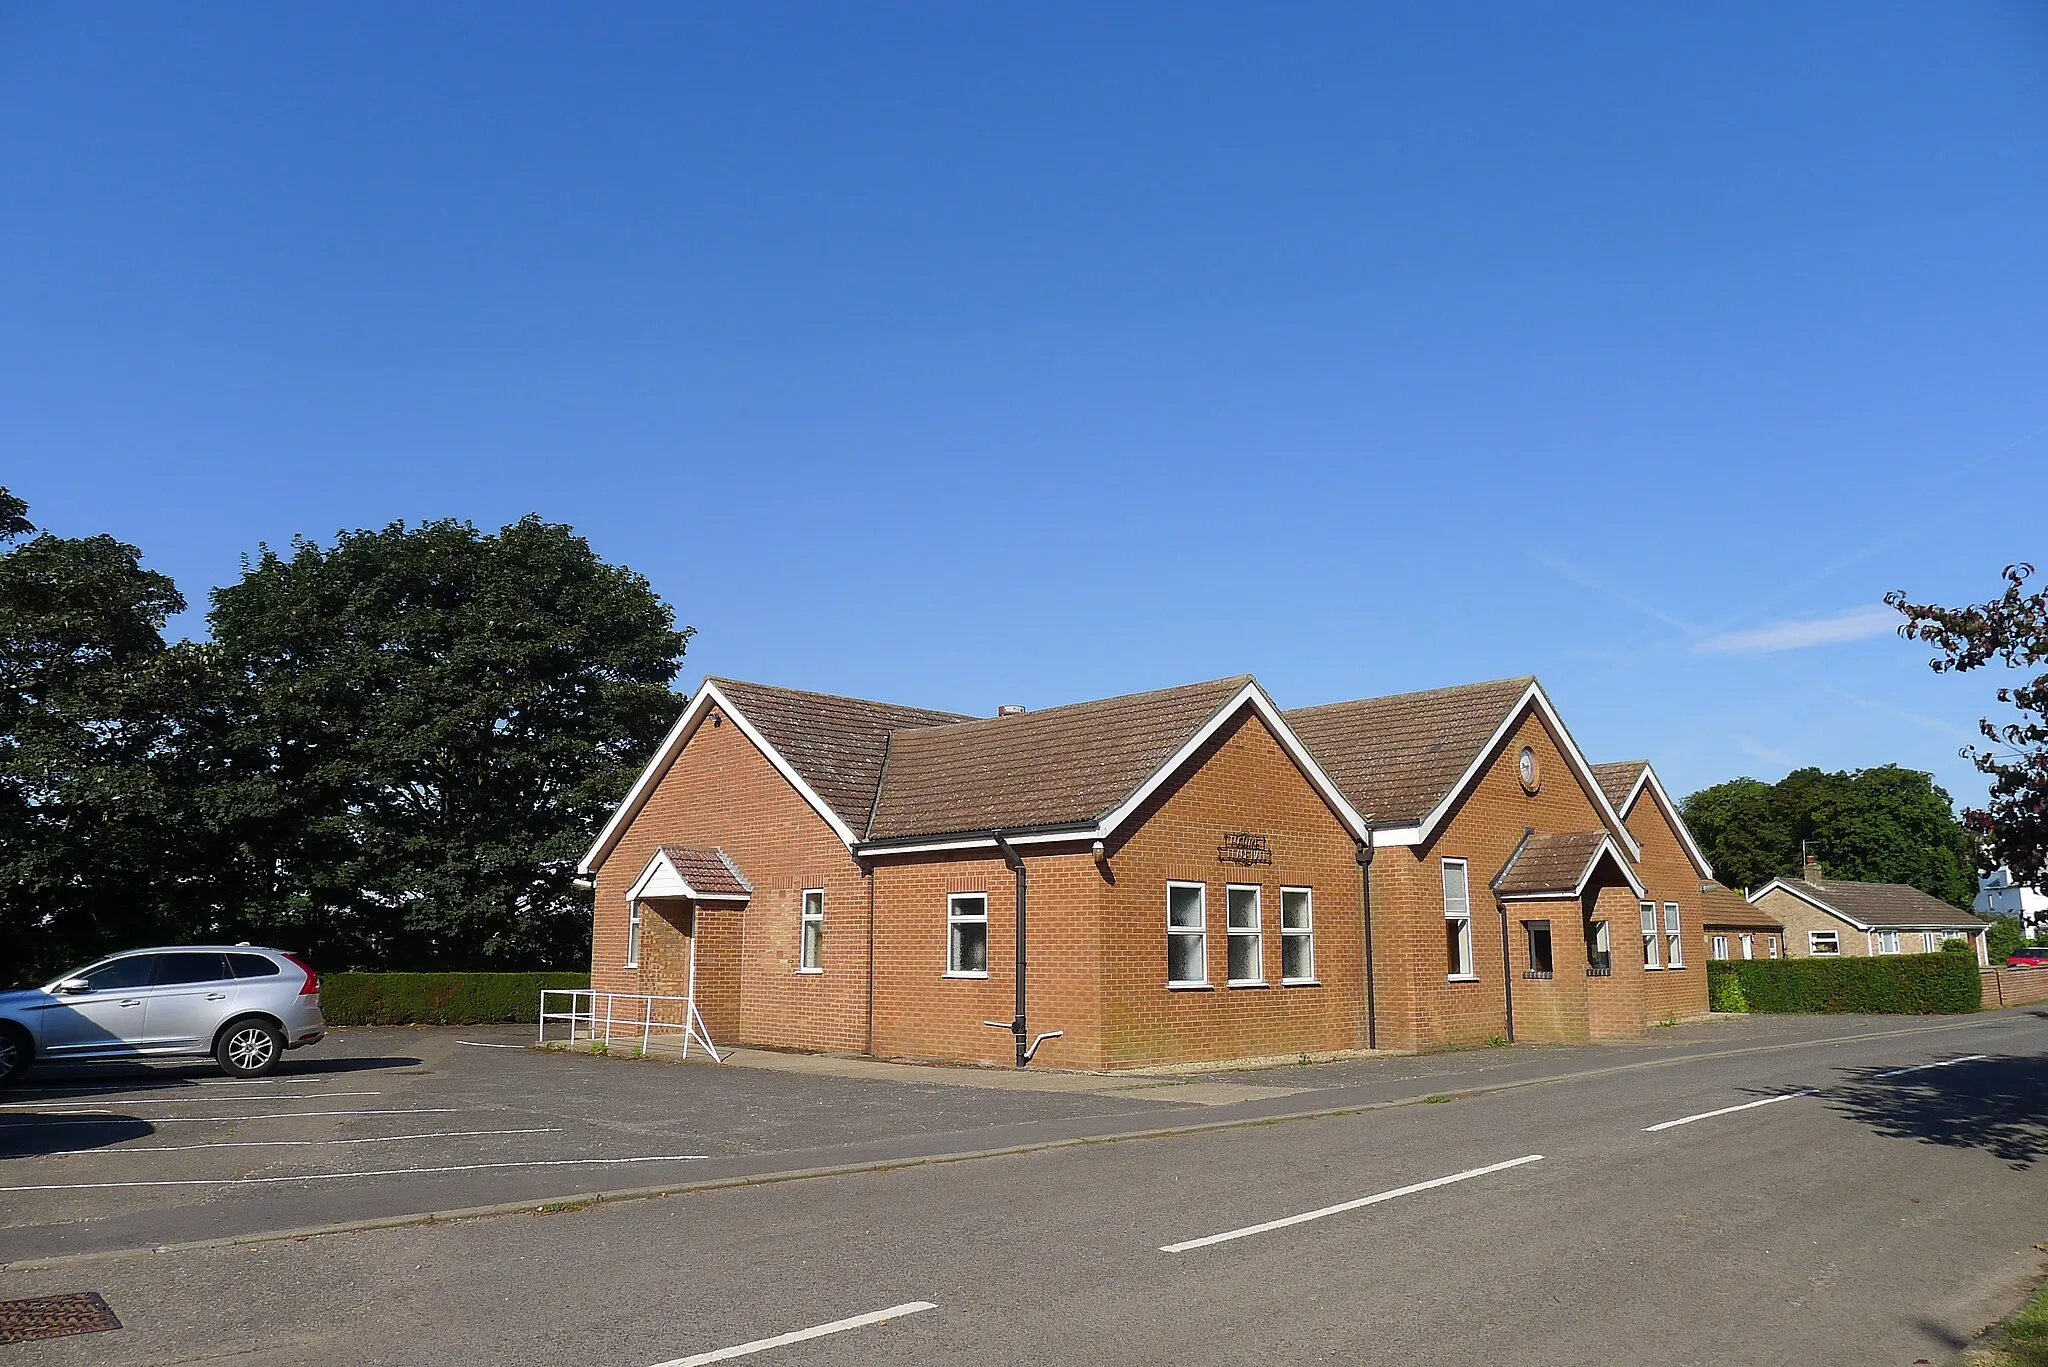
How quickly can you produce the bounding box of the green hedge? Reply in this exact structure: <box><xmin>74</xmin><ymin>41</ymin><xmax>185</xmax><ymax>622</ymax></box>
<box><xmin>1705</xmin><ymin>954</ymin><xmax>1981</xmax><ymax>1015</ymax></box>
<box><xmin>320</xmin><ymin>972</ymin><xmax>590</xmax><ymax>1027</ymax></box>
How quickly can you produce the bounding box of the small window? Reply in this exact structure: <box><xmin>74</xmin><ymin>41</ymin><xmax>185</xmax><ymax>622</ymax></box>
<box><xmin>1739</xmin><ymin>933</ymin><xmax>1754</xmax><ymax>960</ymax></box>
<box><xmin>626</xmin><ymin>900</ymin><xmax>642</xmax><ymax>968</ymax></box>
<box><xmin>228</xmin><ymin>953</ymin><xmax>282</xmax><ymax>978</ymax></box>
<box><xmin>799</xmin><ymin>889</ymin><xmax>824</xmax><ymax>972</ymax></box>
<box><xmin>1663</xmin><ymin>903</ymin><xmax>1684</xmax><ymax>968</ymax></box>
<box><xmin>1767</xmin><ymin>935</ymin><xmax>1781</xmax><ymax>959</ymax></box>
<box><xmin>1809</xmin><ymin>930</ymin><xmax>1840</xmax><ymax>957</ymax></box>
<box><xmin>1586</xmin><ymin>920</ymin><xmax>1612</xmax><ymax>975</ymax></box>
<box><xmin>1524</xmin><ymin>920</ymin><xmax>1553</xmax><ymax>978</ymax></box>
<box><xmin>77</xmin><ymin>956</ymin><xmax>157</xmax><ymax>991</ymax></box>
<box><xmin>948</xmin><ymin>893</ymin><xmax>989</xmax><ymax>976</ymax></box>
<box><xmin>1710</xmin><ymin>935</ymin><xmax>1729</xmax><ymax>960</ymax></box>
<box><xmin>1921</xmin><ymin>932</ymin><xmax>1940</xmax><ymax>953</ymax></box>
<box><xmin>1443</xmin><ymin>859</ymin><xmax>1474</xmax><ymax>979</ymax></box>
<box><xmin>1640</xmin><ymin>902</ymin><xmax>1662</xmax><ymax>969</ymax></box>
<box><xmin>1281</xmin><ymin>888</ymin><xmax>1315</xmax><ymax>983</ymax></box>
<box><xmin>1876</xmin><ymin>930</ymin><xmax>1901</xmax><ymax>955</ymax></box>
<box><xmin>1226</xmin><ymin>885</ymin><xmax>1263</xmax><ymax>984</ymax></box>
<box><xmin>1167</xmin><ymin>882</ymin><xmax>1207</xmax><ymax>986</ymax></box>
<box><xmin>154</xmin><ymin>952</ymin><xmax>231</xmax><ymax>986</ymax></box>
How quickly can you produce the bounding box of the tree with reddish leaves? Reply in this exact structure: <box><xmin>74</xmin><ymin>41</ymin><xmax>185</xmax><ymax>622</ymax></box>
<box><xmin>1887</xmin><ymin>564</ymin><xmax>2048</xmax><ymax>885</ymax></box>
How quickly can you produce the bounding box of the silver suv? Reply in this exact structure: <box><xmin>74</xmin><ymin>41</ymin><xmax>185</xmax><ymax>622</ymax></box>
<box><xmin>0</xmin><ymin>946</ymin><xmax>326</xmax><ymax>1083</ymax></box>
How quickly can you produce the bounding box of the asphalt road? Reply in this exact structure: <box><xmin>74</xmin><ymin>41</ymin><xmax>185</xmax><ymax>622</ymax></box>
<box><xmin>3</xmin><ymin>1009</ymin><xmax>2046</xmax><ymax>1364</ymax></box>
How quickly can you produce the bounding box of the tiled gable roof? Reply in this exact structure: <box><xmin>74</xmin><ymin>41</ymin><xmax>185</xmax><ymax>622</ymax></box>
<box><xmin>706</xmin><ymin>678</ymin><xmax>973</xmax><ymax>832</ymax></box>
<box><xmin>1590</xmin><ymin>760</ymin><xmax>1647</xmax><ymax>811</ymax></box>
<box><xmin>1284</xmin><ymin>677</ymin><xmax>1534</xmax><ymax>825</ymax></box>
<box><xmin>1770</xmin><ymin>877</ymin><xmax>1987</xmax><ymax>931</ymax></box>
<box><xmin>1699</xmin><ymin>880</ymin><xmax>1782</xmax><ymax>931</ymax></box>
<box><xmin>865</xmin><ymin>676</ymin><xmax>1254</xmax><ymax>841</ymax></box>
<box><xmin>1492</xmin><ymin>830</ymin><xmax>1611</xmax><ymax>896</ymax></box>
<box><xmin>657</xmin><ymin>845</ymin><xmax>753</xmax><ymax>900</ymax></box>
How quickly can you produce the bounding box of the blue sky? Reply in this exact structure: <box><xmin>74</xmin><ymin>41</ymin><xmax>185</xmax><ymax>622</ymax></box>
<box><xmin>3</xmin><ymin>3</ymin><xmax>2044</xmax><ymax>809</ymax></box>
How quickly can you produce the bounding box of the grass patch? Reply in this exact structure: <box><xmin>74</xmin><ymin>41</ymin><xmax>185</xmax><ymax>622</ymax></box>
<box><xmin>1423</xmin><ymin>1094</ymin><xmax>1452</xmax><ymax>1104</ymax></box>
<box><xmin>1965</xmin><ymin>1277</ymin><xmax>2048</xmax><ymax>1366</ymax></box>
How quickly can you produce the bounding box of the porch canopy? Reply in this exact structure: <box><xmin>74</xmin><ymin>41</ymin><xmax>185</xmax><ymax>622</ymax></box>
<box><xmin>1491</xmin><ymin>830</ymin><xmax>1645</xmax><ymax>901</ymax></box>
<box><xmin>625</xmin><ymin>844</ymin><xmax>754</xmax><ymax>905</ymax></box>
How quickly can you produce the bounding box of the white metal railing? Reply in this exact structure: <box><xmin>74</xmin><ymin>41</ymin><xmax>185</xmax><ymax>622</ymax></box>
<box><xmin>539</xmin><ymin>989</ymin><xmax>722</xmax><ymax>1062</ymax></box>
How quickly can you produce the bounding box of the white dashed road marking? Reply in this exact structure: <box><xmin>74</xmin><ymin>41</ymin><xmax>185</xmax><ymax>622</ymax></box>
<box><xmin>1160</xmin><ymin>1154</ymin><xmax>1546</xmax><ymax>1253</ymax></box>
<box><xmin>1643</xmin><ymin>1091</ymin><xmax>1812</xmax><ymax>1132</ymax></box>
<box><xmin>1871</xmin><ymin>1054</ymin><xmax>1988</xmax><ymax>1079</ymax></box>
<box><xmin>646</xmin><ymin>1302</ymin><xmax>938</xmax><ymax>1366</ymax></box>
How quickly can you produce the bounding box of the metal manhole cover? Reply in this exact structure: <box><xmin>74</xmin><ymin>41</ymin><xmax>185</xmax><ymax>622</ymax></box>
<box><xmin>0</xmin><ymin>1292</ymin><xmax>122</xmax><ymax>1344</ymax></box>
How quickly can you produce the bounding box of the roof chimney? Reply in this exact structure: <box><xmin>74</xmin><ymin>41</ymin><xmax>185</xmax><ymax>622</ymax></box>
<box><xmin>997</xmin><ymin>704</ymin><xmax>1027</xmax><ymax>717</ymax></box>
<box><xmin>1803</xmin><ymin>852</ymin><xmax>1823</xmax><ymax>882</ymax></box>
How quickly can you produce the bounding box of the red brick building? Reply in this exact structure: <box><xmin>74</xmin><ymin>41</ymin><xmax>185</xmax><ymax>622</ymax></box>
<box><xmin>580</xmin><ymin>673</ymin><xmax>1715</xmax><ymax>1068</ymax></box>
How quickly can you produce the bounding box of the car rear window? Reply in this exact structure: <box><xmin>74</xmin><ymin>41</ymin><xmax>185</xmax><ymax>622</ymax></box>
<box><xmin>227</xmin><ymin>953</ymin><xmax>282</xmax><ymax>978</ymax></box>
<box><xmin>155</xmin><ymin>952</ymin><xmax>232</xmax><ymax>986</ymax></box>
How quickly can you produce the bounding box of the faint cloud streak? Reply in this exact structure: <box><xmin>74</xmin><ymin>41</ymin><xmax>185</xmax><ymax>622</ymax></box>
<box><xmin>1692</xmin><ymin>605</ymin><xmax>1898</xmax><ymax>656</ymax></box>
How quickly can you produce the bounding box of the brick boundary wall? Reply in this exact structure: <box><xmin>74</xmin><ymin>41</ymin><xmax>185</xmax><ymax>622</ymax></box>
<box><xmin>1981</xmin><ymin>966</ymin><xmax>2048</xmax><ymax>1009</ymax></box>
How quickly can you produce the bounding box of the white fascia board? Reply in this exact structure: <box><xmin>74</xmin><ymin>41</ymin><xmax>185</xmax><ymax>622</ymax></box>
<box><xmin>856</xmin><ymin>829</ymin><xmax>1098</xmax><ymax>858</ymax></box>
<box><xmin>1497</xmin><ymin>891</ymin><xmax>1584</xmax><ymax>902</ymax></box>
<box><xmin>1414</xmin><ymin>683</ymin><xmax>1642</xmax><ymax>862</ymax></box>
<box><xmin>1583</xmin><ymin>837</ymin><xmax>1648</xmax><ymax>899</ymax></box>
<box><xmin>624</xmin><ymin>848</ymin><xmax>753</xmax><ymax>903</ymax></box>
<box><xmin>1370</xmin><ymin>825</ymin><xmax>1424</xmax><ymax>848</ymax></box>
<box><xmin>579</xmin><ymin>679</ymin><xmax>860</xmax><ymax>878</ymax></box>
<box><xmin>1748</xmin><ymin>879</ymin><xmax>1872</xmax><ymax>931</ymax></box>
<box><xmin>1627</xmin><ymin>765</ymin><xmax>1716</xmax><ymax>881</ymax></box>
<box><xmin>1092</xmin><ymin>681</ymin><xmax>1373</xmax><ymax>846</ymax></box>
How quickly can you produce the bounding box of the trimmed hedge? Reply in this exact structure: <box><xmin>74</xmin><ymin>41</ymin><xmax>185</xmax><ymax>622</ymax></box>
<box><xmin>1705</xmin><ymin>953</ymin><xmax>1981</xmax><ymax>1015</ymax></box>
<box><xmin>320</xmin><ymin>972</ymin><xmax>589</xmax><ymax>1027</ymax></box>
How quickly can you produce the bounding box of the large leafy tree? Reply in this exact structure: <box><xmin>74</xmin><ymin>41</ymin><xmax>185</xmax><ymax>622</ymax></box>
<box><xmin>1680</xmin><ymin>765</ymin><xmax>1976</xmax><ymax>907</ymax></box>
<box><xmin>1888</xmin><ymin>564</ymin><xmax>2048</xmax><ymax>886</ymax></box>
<box><xmin>208</xmin><ymin>516</ymin><xmax>691</xmax><ymax>970</ymax></box>
<box><xmin>0</xmin><ymin>489</ymin><xmax>220</xmax><ymax>980</ymax></box>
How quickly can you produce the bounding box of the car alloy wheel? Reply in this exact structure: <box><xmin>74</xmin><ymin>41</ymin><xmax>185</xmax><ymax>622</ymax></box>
<box><xmin>0</xmin><ymin>1033</ymin><xmax>19</xmax><ymax>1083</ymax></box>
<box><xmin>225</xmin><ymin>1025</ymin><xmax>276</xmax><ymax>1073</ymax></box>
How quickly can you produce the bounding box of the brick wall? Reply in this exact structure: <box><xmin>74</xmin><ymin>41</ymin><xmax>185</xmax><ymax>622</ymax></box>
<box><xmin>1752</xmin><ymin>889</ymin><xmax>1865</xmax><ymax>958</ymax></box>
<box><xmin>1620</xmin><ymin>790</ymin><xmax>1712</xmax><ymax>1023</ymax></box>
<box><xmin>1981</xmin><ymin>967</ymin><xmax>2048</xmax><ymax>1009</ymax></box>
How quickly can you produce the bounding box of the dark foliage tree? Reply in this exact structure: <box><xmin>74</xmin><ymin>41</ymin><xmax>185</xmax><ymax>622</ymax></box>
<box><xmin>207</xmin><ymin>516</ymin><xmax>691</xmax><ymax>970</ymax></box>
<box><xmin>1680</xmin><ymin>765</ymin><xmax>1977</xmax><ymax>907</ymax></box>
<box><xmin>1888</xmin><ymin>564</ymin><xmax>2048</xmax><ymax>886</ymax></box>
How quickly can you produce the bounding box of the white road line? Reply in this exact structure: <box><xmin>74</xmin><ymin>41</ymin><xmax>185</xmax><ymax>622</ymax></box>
<box><xmin>646</xmin><ymin>1302</ymin><xmax>938</xmax><ymax>1367</ymax></box>
<box><xmin>1643</xmin><ymin>1091</ymin><xmax>1812</xmax><ymax>1132</ymax></box>
<box><xmin>1159</xmin><ymin>1154</ymin><xmax>1545</xmax><ymax>1254</ymax></box>
<box><xmin>17</xmin><ymin>1128</ymin><xmax>565</xmax><ymax>1157</ymax></box>
<box><xmin>0</xmin><ymin>1107</ymin><xmax>463</xmax><ymax>1125</ymax></box>
<box><xmin>0</xmin><ymin>1153</ymin><xmax>710</xmax><ymax>1192</ymax></box>
<box><xmin>0</xmin><ymin>1091</ymin><xmax>381</xmax><ymax>1110</ymax></box>
<box><xmin>457</xmin><ymin>1041</ymin><xmax>527</xmax><ymax>1048</ymax></box>
<box><xmin>1871</xmin><ymin>1053</ymin><xmax>1989</xmax><ymax>1080</ymax></box>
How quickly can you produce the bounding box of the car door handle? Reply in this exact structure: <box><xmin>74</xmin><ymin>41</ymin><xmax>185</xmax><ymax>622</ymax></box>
<box><xmin>205</xmin><ymin>993</ymin><xmax>227</xmax><ymax>1001</ymax></box>
<box><xmin>120</xmin><ymin>999</ymin><xmax>142</xmax><ymax>1008</ymax></box>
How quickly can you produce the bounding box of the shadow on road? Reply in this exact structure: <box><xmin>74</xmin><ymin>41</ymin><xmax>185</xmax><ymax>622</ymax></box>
<box><xmin>1823</xmin><ymin>1053</ymin><xmax>2048</xmax><ymax>1170</ymax></box>
<box><xmin>0</xmin><ymin>1114</ymin><xmax>155</xmax><ymax>1158</ymax></box>
<box><xmin>8</xmin><ymin>1053</ymin><xmax>423</xmax><ymax>1102</ymax></box>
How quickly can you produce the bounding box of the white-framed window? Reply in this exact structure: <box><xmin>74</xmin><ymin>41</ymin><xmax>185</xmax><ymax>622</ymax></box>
<box><xmin>1664</xmin><ymin>902</ymin><xmax>1684</xmax><ymax>968</ymax></box>
<box><xmin>1710</xmin><ymin>934</ymin><xmax>1729</xmax><ymax>960</ymax></box>
<box><xmin>1587</xmin><ymin>920</ymin><xmax>1612</xmax><ymax>975</ymax></box>
<box><xmin>1809</xmin><ymin>929</ymin><xmax>1840</xmax><ymax>957</ymax></box>
<box><xmin>1767</xmin><ymin>935</ymin><xmax>1781</xmax><ymax>959</ymax></box>
<box><xmin>1443</xmin><ymin>859</ymin><xmax>1475</xmax><ymax>979</ymax></box>
<box><xmin>1740</xmin><ymin>933</ymin><xmax>1754</xmax><ymax>960</ymax></box>
<box><xmin>1921</xmin><ymin>932</ymin><xmax>1940</xmax><ymax>953</ymax></box>
<box><xmin>1227</xmin><ymin>885</ymin><xmax>1264</xmax><ymax>985</ymax></box>
<box><xmin>1167</xmin><ymin>882</ymin><xmax>1207</xmax><ymax>987</ymax></box>
<box><xmin>1876</xmin><ymin>930</ymin><xmax>1901</xmax><ymax>954</ymax></box>
<box><xmin>947</xmin><ymin>893</ymin><xmax>988</xmax><ymax>976</ymax></box>
<box><xmin>1280</xmin><ymin>887</ymin><xmax>1315</xmax><ymax>983</ymax></box>
<box><xmin>1641</xmin><ymin>902</ymin><xmax>1662</xmax><ymax>969</ymax></box>
<box><xmin>625</xmin><ymin>900</ymin><xmax>642</xmax><ymax>968</ymax></box>
<box><xmin>1524</xmin><ymin>919</ymin><xmax>1554</xmax><ymax>978</ymax></box>
<box><xmin>798</xmin><ymin>889</ymin><xmax>824</xmax><ymax>972</ymax></box>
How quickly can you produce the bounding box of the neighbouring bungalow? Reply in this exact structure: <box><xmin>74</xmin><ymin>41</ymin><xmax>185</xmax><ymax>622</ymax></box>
<box><xmin>580</xmin><ymin>673</ymin><xmax>1718</xmax><ymax>1069</ymax></box>
<box><xmin>1748</xmin><ymin>858</ymin><xmax>1990</xmax><ymax>966</ymax></box>
<box><xmin>1696</xmin><ymin>880</ymin><xmax>1785</xmax><ymax>961</ymax></box>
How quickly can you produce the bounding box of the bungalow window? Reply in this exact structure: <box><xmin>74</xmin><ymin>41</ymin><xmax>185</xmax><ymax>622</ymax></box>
<box><xmin>626</xmin><ymin>900</ymin><xmax>642</xmax><ymax>969</ymax></box>
<box><xmin>799</xmin><ymin>889</ymin><xmax>824</xmax><ymax>972</ymax></box>
<box><xmin>1443</xmin><ymin>859</ymin><xmax>1475</xmax><ymax>979</ymax></box>
<box><xmin>947</xmin><ymin>893</ymin><xmax>988</xmax><ymax>976</ymax></box>
<box><xmin>1524</xmin><ymin>920</ymin><xmax>1553</xmax><ymax>978</ymax></box>
<box><xmin>1227</xmin><ymin>886</ymin><xmax>1264</xmax><ymax>985</ymax></box>
<box><xmin>1710</xmin><ymin>934</ymin><xmax>1729</xmax><ymax>960</ymax></box>
<box><xmin>1664</xmin><ymin>903</ymin><xmax>1684</xmax><ymax>968</ymax></box>
<box><xmin>1640</xmin><ymin>902</ymin><xmax>1662</xmax><ymax>970</ymax></box>
<box><xmin>1586</xmin><ymin>920</ymin><xmax>1612</xmax><ymax>975</ymax></box>
<box><xmin>1168</xmin><ymin>882</ymin><xmax>1208</xmax><ymax>987</ymax></box>
<box><xmin>1281</xmin><ymin>887</ymin><xmax>1315</xmax><ymax>983</ymax></box>
<box><xmin>1921</xmin><ymin>932</ymin><xmax>1940</xmax><ymax>953</ymax></box>
<box><xmin>1740</xmin><ymin>933</ymin><xmax>1754</xmax><ymax>960</ymax></box>
<box><xmin>1809</xmin><ymin>930</ymin><xmax>1840</xmax><ymax>957</ymax></box>
<box><xmin>1876</xmin><ymin>930</ymin><xmax>1901</xmax><ymax>954</ymax></box>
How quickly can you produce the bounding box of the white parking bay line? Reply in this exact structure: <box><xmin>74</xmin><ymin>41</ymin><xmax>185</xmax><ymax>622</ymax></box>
<box><xmin>25</xmin><ymin>1127</ymin><xmax>565</xmax><ymax>1157</ymax></box>
<box><xmin>1872</xmin><ymin>1053</ymin><xmax>1989</xmax><ymax>1080</ymax></box>
<box><xmin>0</xmin><ymin>1153</ymin><xmax>710</xmax><ymax>1192</ymax></box>
<box><xmin>457</xmin><ymin>1041</ymin><xmax>527</xmax><ymax>1048</ymax></box>
<box><xmin>0</xmin><ymin>1091</ymin><xmax>381</xmax><ymax>1110</ymax></box>
<box><xmin>1159</xmin><ymin>1154</ymin><xmax>1545</xmax><ymax>1254</ymax></box>
<box><xmin>0</xmin><ymin>1107</ymin><xmax>464</xmax><ymax>1125</ymax></box>
<box><xmin>1643</xmin><ymin>1091</ymin><xmax>1812</xmax><ymax>1133</ymax></box>
<box><xmin>647</xmin><ymin>1302</ymin><xmax>938</xmax><ymax>1367</ymax></box>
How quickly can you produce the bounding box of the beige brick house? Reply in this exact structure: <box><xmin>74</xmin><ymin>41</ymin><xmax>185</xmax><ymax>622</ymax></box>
<box><xmin>580</xmin><ymin>672</ymin><xmax>1716</xmax><ymax>1068</ymax></box>
<box><xmin>1748</xmin><ymin>861</ymin><xmax>1989</xmax><ymax>965</ymax></box>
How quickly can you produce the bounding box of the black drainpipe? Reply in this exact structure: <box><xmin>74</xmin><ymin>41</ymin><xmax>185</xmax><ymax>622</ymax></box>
<box><xmin>1355</xmin><ymin>838</ymin><xmax>1378</xmax><ymax>1051</ymax></box>
<box><xmin>994</xmin><ymin>831</ymin><xmax>1029</xmax><ymax>1068</ymax></box>
<box><xmin>1498</xmin><ymin>897</ymin><xmax>1516</xmax><ymax>1044</ymax></box>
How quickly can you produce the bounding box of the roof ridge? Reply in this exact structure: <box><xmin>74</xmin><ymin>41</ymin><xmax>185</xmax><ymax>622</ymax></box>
<box><xmin>1285</xmin><ymin>675</ymin><xmax>1536</xmax><ymax>717</ymax></box>
<box><xmin>890</xmin><ymin>674</ymin><xmax>1256</xmax><ymax>739</ymax></box>
<box><xmin>705</xmin><ymin>676</ymin><xmax>974</xmax><ymax>724</ymax></box>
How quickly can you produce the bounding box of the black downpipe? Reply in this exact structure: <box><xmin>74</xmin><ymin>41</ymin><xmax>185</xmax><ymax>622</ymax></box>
<box><xmin>994</xmin><ymin>832</ymin><xmax>1028</xmax><ymax>1068</ymax></box>
<box><xmin>1355</xmin><ymin>840</ymin><xmax>1378</xmax><ymax>1051</ymax></box>
<box><xmin>1498</xmin><ymin>899</ymin><xmax>1516</xmax><ymax>1043</ymax></box>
